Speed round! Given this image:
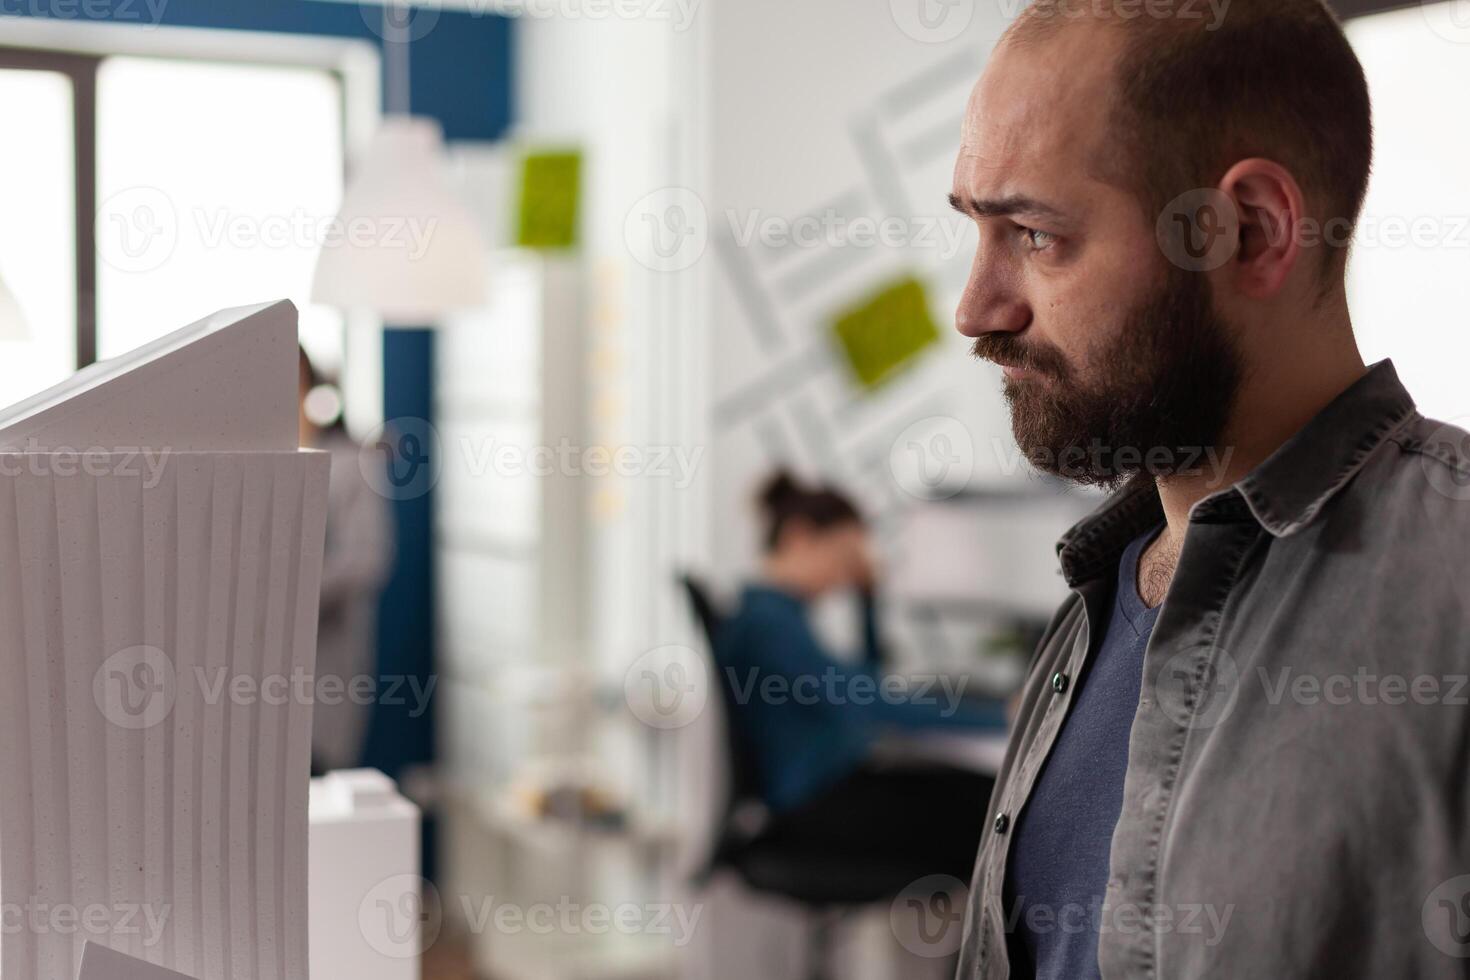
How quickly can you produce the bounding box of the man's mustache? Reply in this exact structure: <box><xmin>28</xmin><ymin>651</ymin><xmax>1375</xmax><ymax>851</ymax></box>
<box><xmin>969</xmin><ymin>334</ymin><xmax>1069</xmax><ymax>379</ymax></box>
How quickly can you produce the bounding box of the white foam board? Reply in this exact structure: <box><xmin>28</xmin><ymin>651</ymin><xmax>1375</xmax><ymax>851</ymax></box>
<box><xmin>0</xmin><ymin>299</ymin><xmax>299</xmax><ymax>452</ymax></box>
<box><xmin>0</xmin><ymin>302</ymin><xmax>329</xmax><ymax>980</ymax></box>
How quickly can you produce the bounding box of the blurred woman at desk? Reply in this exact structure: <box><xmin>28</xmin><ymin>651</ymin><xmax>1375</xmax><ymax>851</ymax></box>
<box><xmin>716</xmin><ymin>472</ymin><xmax>1006</xmax><ymax>877</ymax></box>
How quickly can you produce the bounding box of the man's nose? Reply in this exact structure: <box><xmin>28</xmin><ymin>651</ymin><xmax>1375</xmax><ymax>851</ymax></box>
<box><xmin>955</xmin><ymin>257</ymin><xmax>1028</xmax><ymax>338</ymax></box>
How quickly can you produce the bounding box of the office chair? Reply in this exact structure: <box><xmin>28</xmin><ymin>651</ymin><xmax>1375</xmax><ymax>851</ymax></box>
<box><xmin>678</xmin><ymin>573</ymin><xmax>938</xmax><ymax>980</ymax></box>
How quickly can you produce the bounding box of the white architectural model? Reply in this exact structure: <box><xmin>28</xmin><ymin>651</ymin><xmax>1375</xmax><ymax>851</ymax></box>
<box><xmin>0</xmin><ymin>301</ymin><xmax>328</xmax><ymax>980</ymax></box>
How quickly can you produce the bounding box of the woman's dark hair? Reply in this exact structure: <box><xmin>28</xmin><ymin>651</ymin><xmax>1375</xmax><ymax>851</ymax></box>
<box><xmin>757</xmin><ymin>470</ymin><xmax>864</xmax><ymax>552</ymax></box>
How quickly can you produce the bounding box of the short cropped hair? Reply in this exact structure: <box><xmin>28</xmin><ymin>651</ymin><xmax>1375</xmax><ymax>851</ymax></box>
<box><xmin>1008</xmin><ymin>0</ymin><xmax>1373</xmax><ymax>275</ymax></box>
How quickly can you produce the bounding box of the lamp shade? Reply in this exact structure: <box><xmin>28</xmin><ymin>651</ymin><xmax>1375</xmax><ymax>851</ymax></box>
<box><xmin>0</xmin><ymin>266</ymin><xmax>28</xmax><ymax>341</ymax></box>
<box><xmin>311</xmin><ymin>116</ymin><xmax>488</xmax><ymax>322</ymax></box>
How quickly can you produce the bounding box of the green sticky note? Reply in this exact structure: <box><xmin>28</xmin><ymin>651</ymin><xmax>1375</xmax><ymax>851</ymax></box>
<box><xmin>831</xmin><ymin>276</ymin><xmax>940</xmax><ymax>389</ymax></box>
<box><xmin>516</xmin><ymin>149</ymin><xmax>582</xmax><ymax>249</ymax></box>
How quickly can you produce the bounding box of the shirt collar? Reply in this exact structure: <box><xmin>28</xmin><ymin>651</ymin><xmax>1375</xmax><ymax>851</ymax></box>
<box><xmin>1054</xmin><ymin>359</ymin><xmax>1418</xmax><ymax>587</ymax></box>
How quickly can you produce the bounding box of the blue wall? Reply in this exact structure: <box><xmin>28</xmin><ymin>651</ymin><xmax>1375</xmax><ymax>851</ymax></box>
<box><xmin>2</xmin><ymin>0</ymin><xmax>514</xmax><ymax>140</ymax></box>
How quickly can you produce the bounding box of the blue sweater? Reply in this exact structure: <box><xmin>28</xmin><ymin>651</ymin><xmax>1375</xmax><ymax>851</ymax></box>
<box><xmin>714</xmin><ymin>584</ymin><xmax>1007</xmax><ymax>812</ymax></box>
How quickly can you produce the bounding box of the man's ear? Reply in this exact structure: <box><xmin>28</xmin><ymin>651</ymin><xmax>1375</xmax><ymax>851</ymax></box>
<box><xmin>1219</xmin><ymin>158</ymin><xmax>1305</xmax><ymax>299</ymax></box>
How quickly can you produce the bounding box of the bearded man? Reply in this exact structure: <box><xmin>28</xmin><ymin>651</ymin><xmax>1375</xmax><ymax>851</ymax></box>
<box><xmin>949</xmin><ymin>1</ymin><xmax>1470</xmax><ymax>977</ymax></box>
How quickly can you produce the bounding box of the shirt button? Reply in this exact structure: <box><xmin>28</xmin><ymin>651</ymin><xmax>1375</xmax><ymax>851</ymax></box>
<box><xmin>994</xmin><ymin>812</ymin><xmax>1009</xmax><ymax>834</ymax></box>
<box><xmin>1052</xmin><ymin>672</ymin><xmax>1069</xmax><ymax>694</ymax></box>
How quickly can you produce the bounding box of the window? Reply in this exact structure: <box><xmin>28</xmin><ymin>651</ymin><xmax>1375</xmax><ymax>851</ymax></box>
<box><xmin>95</xmin><ymin>56</ymin><xmax>346</xmax><ymax>368</ymax></box>
<box><xmin>0</xmin><ymin>67</ymin><xmax>77</xmax><ymax>404</ymax></box>
<box><xmin>0</xmin><ymin>31</ymin><xmax>372</xmax><ymax>413</ymax></box>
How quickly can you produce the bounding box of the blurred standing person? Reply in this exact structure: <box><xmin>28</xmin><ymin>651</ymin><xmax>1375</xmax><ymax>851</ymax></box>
<box><xmin>300</xmin><ymin>347</ymin><xmax>394</xmax><ymax>773</ymax></box>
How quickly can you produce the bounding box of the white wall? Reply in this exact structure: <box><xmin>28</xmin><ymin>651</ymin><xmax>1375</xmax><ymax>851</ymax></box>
<box><xmin>501</xmin><ymin>2</ymin><xmax>1086</xmax><ymax>976</ymax></box>
<box><xmin>701</xmin><ymin>0</ymin><xmax>1090</xmax><ymax>599</ymax></box>
<box><xmin>1344</xmin><ymin>6</ymin><xmax>1470</xmax><ymax>426</ymax></box>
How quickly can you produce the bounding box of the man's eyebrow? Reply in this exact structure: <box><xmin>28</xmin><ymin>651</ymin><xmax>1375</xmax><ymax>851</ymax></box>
<box><xmin>948</xmin><ymin>193</ymin><xmax>1066</xmax><ymax>222</ymax></box>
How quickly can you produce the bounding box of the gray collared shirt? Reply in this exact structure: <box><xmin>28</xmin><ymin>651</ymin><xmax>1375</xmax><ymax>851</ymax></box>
<box><xmin>957</xmin><ymin>360</ymin><xmax>1470</xmax><ymax>978</ymax></box>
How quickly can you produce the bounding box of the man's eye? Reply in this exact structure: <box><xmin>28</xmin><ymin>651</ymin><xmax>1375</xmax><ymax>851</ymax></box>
<box><xmin>1021</xmin><ymin>227</ymin><xmax>1058</xmax><ymax>251</ymax></box>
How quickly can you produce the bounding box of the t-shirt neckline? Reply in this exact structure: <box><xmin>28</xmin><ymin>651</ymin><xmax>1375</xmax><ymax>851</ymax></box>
<box><xmin>1116</xmin><ymin>523</ymin><xmax>1166</xmax><ymax>632</ymax></box>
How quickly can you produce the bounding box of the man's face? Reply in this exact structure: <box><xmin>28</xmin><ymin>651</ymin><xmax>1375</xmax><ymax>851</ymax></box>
<box><xmin>952</xmin><ymin>24</ymin><xmax>1241</xmax><ymax>487</ymax></box>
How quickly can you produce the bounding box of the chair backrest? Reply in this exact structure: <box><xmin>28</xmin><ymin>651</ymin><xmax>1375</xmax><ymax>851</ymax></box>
<box><xmin>679</xmin><ymin>572</ymin><xmax>725</xmax><ymax>648</ymax></box>
<box><xmin>678</xmin><ymin>573</ymin><xmax>767</xmax><ymax>875</ymax></box>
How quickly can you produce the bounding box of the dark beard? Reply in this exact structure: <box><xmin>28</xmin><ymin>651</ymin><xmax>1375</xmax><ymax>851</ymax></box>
<box><xmin>972</xmin><ymin>267</ymin><xmax>1243</xmax><ymax>489</ymax></box>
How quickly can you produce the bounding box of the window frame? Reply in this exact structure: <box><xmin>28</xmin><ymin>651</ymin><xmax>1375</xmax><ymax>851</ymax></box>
<box><xmin>0</xmin><ymin>47</ymin><xmax>99</xmax><ymax>367</ymax></box>
<box><xmin>0</xmin><ymin>20</ymin><xmax>379</xmax><ymax>372</ymax></box>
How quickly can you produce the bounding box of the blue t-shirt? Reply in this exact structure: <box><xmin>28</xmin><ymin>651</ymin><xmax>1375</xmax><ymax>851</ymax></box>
<box><xmin>1003</xmin><ymin>526</ymin><xmax>1163</xmax><ymax>979</ymax></box>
